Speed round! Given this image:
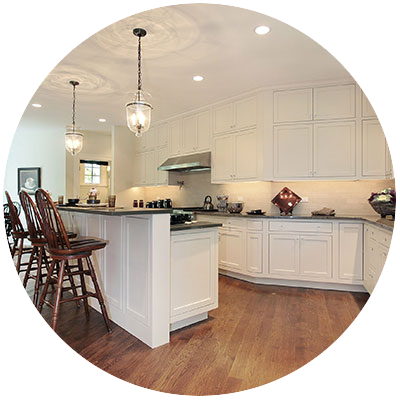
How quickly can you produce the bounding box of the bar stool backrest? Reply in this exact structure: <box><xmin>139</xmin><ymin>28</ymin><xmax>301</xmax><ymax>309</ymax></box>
<box><xmin>35</xmin><ymin>189</ymin><xmax>71</xmax><ymax>250</ymax></box>
<box><xmin>5</xmin><ymin>191</ymin><xmax>25</xmax><ymax>235</ymax></box>
<box><xmin>19</xmin><ymin>190</ymin><xmax>45</xmax><ymax>242</ymax></box>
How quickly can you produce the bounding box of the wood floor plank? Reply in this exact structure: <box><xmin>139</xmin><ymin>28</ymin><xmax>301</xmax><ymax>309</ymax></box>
<box><xmin>25</xmin><ymin>275</ymin><xmax>369</xmax><ymax>395</ymax></box>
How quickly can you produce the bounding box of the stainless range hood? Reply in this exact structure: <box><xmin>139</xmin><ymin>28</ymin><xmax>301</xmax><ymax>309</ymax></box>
<box><xmin>158</xmin><ymin>151</ymin><xmax>211</xmax><ymax>173</ymax></box>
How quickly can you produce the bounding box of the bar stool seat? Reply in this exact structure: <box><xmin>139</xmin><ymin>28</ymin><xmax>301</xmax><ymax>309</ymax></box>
<box><xmin>35</xmin><ymin>189</ymin><xmax>112</xmax><ymax>333</ymax></box>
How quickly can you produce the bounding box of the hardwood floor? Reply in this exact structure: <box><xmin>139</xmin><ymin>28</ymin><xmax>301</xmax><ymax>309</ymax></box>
<box><xmin>29</xmin><ymin>275</ymin><xmax>369</xmax><ymax>395</ymax></box>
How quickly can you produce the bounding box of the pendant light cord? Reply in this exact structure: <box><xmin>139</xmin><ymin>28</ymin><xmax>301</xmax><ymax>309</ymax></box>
<box><xmin>72</xmin><ymin>83</ymin><xmax>76</xmax><ymax>132</ymax></box>
<box><xmin>137</xmin><ymin>36</ymin><xmax>142</xmax><ymax>95</ymax></box>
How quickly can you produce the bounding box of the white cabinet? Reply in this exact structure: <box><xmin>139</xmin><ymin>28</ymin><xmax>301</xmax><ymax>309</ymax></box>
<box><xmin>269</xmin><ymin>234</ymin><xmax>299</xmax><ymax>276</ymax></box>
<box><xmin>144</xmin><ymin>151</ymin><xmax>156</xmax><ymax>186</ymax></box>
<box><xmin>338</xmin><ymin>223</ymin><xmax>363</xmax><ymax>282</ymax></box>
<box><xmin>218</xmin><ymin>227</ymin><xmax>245</xmax><ymax>273</ymax></box>
<box><xmin>156</xmin><ymin>123</ymin><xmax>168</xmax><ymax>147</ymax></box>
<box><xmin>314</xmin><ymin>84</ymin><xmax>356</xmax><ymax>120</ymax></box>
<box><xmin>156</xmin><ymin>146</ymin><xmax>168</xmax><ymax>185</ymax></box>
<box><xmin>273</xmin><ymin>88</ymin><xmax>313</xmax><ymax>123</ymax></box>
<box><xmin>362</xmin><ymin>119</ymin><xmax>387</xmax><ymax>177</ymax></box>
<box><xmin>246</xmin><ymin>232</ymin><xmax>263</xmax><ymax>274</ymax></box>
<box><xmin>385</xmin><ymin>142</ymin><xmax>394</xmax><ymax>178</ymax></box>
<box><xmin>133</xmin><ymin>151</ymin><xmax>155</xmax><ymax>186</ymax></box>
<box><xmin>273</xmin><ymin>124</ymin><xmax>313</xmax><ymax>178</ymax></box>
<box><xmin>362</xmin><ymin>92</ymin><xmax>376</xmax><ymax>118</ymax></box>
<box><xmin>182</xmin><ymin>110</ymin><xmax>211</xmax><ymax>154</ymax></box>
<box><xmin>299</xmin><ymin>235</ymin><xmax>332</xmax><ymax>279</ymax></box>
<box><xmin>170</xmin><ymin>229</ymin><xmax>218</xmax><ymax>325</ymax></box>
<box><xmin>212</xmin><ymin>128</ymin><xmax>259</xmax><ymax>182</ymax></box>
<box><xmin>168</xmin><ymin>119</ymin><xmax>182</xmax><ymax>157</ymax></box>
<box><xmin>136</xmin><ymin>127</ymin><xmax>156</xmax><ymax>152</ymax></box>
<box><xmin>313</xmin><ymin>121</ymin><xmax>356</xmax><ymax>177</ymax></box>
<box><xmin>213</xmin><ymin>95</ymin><xmax>257</xmax><ymax>135</ymax></box>
<box><xmin>363</xmin><ymin>224</ymin><xmax>391</xmax><ymax>294</ymax></box>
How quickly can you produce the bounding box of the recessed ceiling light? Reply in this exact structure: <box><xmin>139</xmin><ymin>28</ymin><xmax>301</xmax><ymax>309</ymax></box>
<box><xmin>255</xmin><ymin>26</ymin><xmax>271</xmax><ymax>35</ymax></box>
<box><xmin>98</xmin><ymin>118</ymin><xmax>106</xmax><ymax>122</ymax></box>
<box><xmin>32</xmin><ymin>103</ymin><xmax>42</xmax><ymax>108</ymax></box>
<box><xmin>193</xmin><ymin>75</ymin><xmax>204</xmax><ymax>82</ymax></box>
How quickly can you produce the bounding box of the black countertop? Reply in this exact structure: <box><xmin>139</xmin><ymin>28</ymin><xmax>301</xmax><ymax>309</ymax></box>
<box><xmin>170</xmin><ymin>221</ymin><xmax>222</xmax><ymax>232</ymax></box>
<box><xmin>58</xmin><ymin>206</ymin><xmax>172</xmax><ymax>216</ymax></box>
<box><xmin>195</xmin><ymin>211</ymin><xmax>394</xmax><ymax>232</ymax></box>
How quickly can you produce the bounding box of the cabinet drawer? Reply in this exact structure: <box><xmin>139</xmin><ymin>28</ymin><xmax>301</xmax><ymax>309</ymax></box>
<box><xmin>223</xmin><ymin>218</ymin><xmax>245</xmax><ymax>229</ymax></box>
<box><xmin>247</xmin><ymin>219</ymin><xmax>263</xmax><ymax>231</ymax></box>
<box><xmin>269</xmin><ymin>221</ymin><xmax>333</xmax><ymax>233</ymax></box>
<box><xmin>366</xmin><ymin>225</ymin><xmax>392</xmax><ymax>248</ymax></box>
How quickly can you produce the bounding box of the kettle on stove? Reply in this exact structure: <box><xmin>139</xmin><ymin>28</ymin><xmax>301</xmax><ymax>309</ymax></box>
<box><xmin>203</xmin><ymin>195</ymin><xmax>214</xmax><ymax>210</ymax></box>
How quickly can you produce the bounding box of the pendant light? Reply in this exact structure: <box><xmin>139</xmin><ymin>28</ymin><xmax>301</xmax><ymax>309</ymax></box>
<box><xmin>126</xmin><ymin>28</ymin><xmax>153</xmax><ymax>137</ymax></box>
<box><xmin>65</xmin><ymin>80</ymin><xmax>84</xmax><ymax>156</ymax></box>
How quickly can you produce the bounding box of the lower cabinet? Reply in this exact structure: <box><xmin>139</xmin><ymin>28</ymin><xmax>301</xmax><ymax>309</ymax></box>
<box><xmin>170</xmin><ymin>229</ymin><xmax>218</xmax><ymax>327</ymax></box>
<box><xmin>195</xmin><ymin>215</ymin><xmax>382</xmax><ymax>290</ymax></box>
<box><xmin>363</xmin><ymin>224</ymin><xmax>390</xmax><ymax>294</ymax></box>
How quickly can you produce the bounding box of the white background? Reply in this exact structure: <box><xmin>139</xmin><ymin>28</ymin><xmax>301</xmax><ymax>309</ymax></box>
<box><xmin>0</xmin><ymin>3</ymin><xmax>400</xmax><ymax>394</ymax></box>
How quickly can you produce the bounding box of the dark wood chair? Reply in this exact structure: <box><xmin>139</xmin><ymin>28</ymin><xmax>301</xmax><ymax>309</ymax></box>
<box><xmin>19</xmin><ymin>190</ymin><xmax>80</xmax><ymax>307</ymax></box>
<box><xmin>5</xmin><ymin>191</ymin><xmax>31</xmax><ymax>273</ymax></box>
<box><xmin>35</xmin><ymin>188</ymin><xmax>112</xmax><ymax>333</ymax></box>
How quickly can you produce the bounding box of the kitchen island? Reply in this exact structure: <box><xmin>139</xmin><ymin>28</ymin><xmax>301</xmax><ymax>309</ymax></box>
<box><xmin>58</xmin><ymin>207</ymin><xmax>221</xmax><ymax>348</ymax></box>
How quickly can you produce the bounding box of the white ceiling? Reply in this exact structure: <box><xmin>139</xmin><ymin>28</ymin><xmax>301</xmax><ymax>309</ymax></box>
<box><xmin>21</xmin><ymin>4</ymin><xmax>351</xmax><ymax>134</ymax></box>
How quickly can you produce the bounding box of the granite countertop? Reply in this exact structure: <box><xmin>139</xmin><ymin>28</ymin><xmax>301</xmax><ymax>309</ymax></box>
<box><xmin>195</xmin><ymin>211</ymin><xmax>395</xmax><ymax>232</ymax></box>
<box><xmin>58</xmin><ymin>206</ymin><xmax>172</xmax><ymax>216</ymax></box>
<box><xmin>170</xmin><ymin>221</ymin><xmax>223</xmax><ymax>232</ymax></box>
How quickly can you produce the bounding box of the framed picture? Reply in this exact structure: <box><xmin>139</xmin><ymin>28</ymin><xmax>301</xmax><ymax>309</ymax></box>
<box><xmin>18</xmin><ymin>167</ymin><xmax>41</xmax><ymax>195</ymax></box>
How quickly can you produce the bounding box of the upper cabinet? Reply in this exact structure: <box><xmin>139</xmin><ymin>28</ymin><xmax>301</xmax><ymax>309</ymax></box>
<box><xmin>182</xmin><ymin>110</ymin><xmax>211</xmax><ymax>154</ymax></box>
<box><xmin>273</xmin><ymin>88</ymin><xmax>313</xmax><ymax>123</ymax></box>
<box><xmin>156</xmin><ymin>123</ymin><xmax>168</xmax><ymax>147</ymax></box>
<box><xmin>136</xmin><ymin>126</ymin><xmax>156</xmax><ymax>152</ymax></box>
<box><xmin>213</xmin><ymin>95</ymin><xmax>258</xmax><ymax>135</ymax></box>
<box><xmin>313</xmin><ymin>84</ymin><xmax>356</xmax><ymax>120</ymax></box>
<box><xmin>362</xmin><ymin>92</ymin><xmax>377</xmax><ymax>118</ymax></box>
<box><xmin>168</xmin><ymin>119</ymin><xmax>182</xmax><ymax>157</ymax></box>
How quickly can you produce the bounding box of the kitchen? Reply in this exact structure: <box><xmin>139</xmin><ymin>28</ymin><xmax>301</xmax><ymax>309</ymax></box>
<box><xmin>2</xmin><ymin>3</ymin><xmax>397</xmax><ymax>397</ymax></box>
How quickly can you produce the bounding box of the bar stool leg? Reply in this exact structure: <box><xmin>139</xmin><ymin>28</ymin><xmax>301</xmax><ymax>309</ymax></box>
<box><xmin>38</xmin><ymin>259</ymin><xmax>56</xmax><ymax>312</ymax></box>
<box><xmin>51</xmin><ymin>260</ymin><xmax>66</xmax><ymax>331</ymax></box>
<box><xmin>15</xmin><ymin>238</ymin><xmax>24</xmax><ymax>273</ymax></box>
<box><xmin>23</xmin><ymin>246</ymin><xmax>37</xmax><ymax>288</ymax></box>
<box><xmin>33</xmin><ymin>247</ymin><xmax>44</xmax><ymax>307</ymax></box>
<box><xmin>77</xmin><ymin>258</ymin><xmax>90</xmax><ymax>318</ymax></box>
<box><xmin>66</xmin><ymin>261</ymin><xmax>81</xmax><ymax>309</ymax></box>
<box><xmin>86</xmin><ymin>256</ymin><xmax>112</xmax><ymax>332</ymax></box>
<box><xmin>11</xmin><ymin>237</ymin><xmax>18</xmax><ymax>258</ymax></box>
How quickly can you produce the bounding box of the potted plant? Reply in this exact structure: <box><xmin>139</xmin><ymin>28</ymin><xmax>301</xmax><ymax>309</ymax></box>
<box><xmin>368</xmin><ymin>188</ymin><xmax>396</xmax><ymax>218</ymax></box>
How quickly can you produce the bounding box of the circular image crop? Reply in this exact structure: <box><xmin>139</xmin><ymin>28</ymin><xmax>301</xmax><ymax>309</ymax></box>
<box><xmin>3</xmin><ymin>3</ymin><xmax>395</xmax><ymax>397</ymax></box>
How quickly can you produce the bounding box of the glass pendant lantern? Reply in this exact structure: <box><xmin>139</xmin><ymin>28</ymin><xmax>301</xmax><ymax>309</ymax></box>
<box><xmin>126</xmin><ymin>28</ymin><xmax>153</xmax><ymax>137</ymax></box>
<box><xmin>65</xmin><ymin>80</ymin><xmax>84</xmax><ymax>156</ymax></box>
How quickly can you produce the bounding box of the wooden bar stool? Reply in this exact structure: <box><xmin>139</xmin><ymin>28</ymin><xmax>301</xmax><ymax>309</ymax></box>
<box><xmin>5</xmin><ymin>191</ymin><xmax>32</xmax><ymax>273</ymax></box>
<box><xmin>35</xmin><ymin>189</ymin><xmax>112</xmax><ymax>333</ymax></box>
<box><xmin>19</xmin><ymin>190</ymin><xmax>80</xmax><ymax>307</ymax></box>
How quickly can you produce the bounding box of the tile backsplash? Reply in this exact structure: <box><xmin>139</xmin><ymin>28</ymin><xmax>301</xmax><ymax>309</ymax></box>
<box><xmin>139</xmin><ymin>172</ymin><xmax>395</xmax><ymax>216</ymax></box>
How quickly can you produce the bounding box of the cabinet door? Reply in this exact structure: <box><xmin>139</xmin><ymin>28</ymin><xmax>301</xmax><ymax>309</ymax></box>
<box><xmin>168</xmin><ymin>119</ymin><xmax>182</xmax><ymax>157</ymax></box>
<box><xmin>212</xmin><ymin>134</ymin><xmax>234</xmax><ymax>181</ymax></box>
<box><xmin>156</xmin><ymin>146</ymin><xmax>168</xmax><ymax>185</ymax></box>
<box><xmin>273</xmin><ymin>88</ymin><xmax>313</xmax><ymax>123</ymax></box>
<box><xmin>197</xmin><ymin>110</ymin><xmax>211</xmax><ymax>152</ymax></box>
<box><xmin>273</xmin><ymin>124</ymin><xmax>313</xmax><ymax>178</ymax></box>
<box><xmin>134</xmin><ymin>152</ymin><xmax>146</xmax><ymax>186</ymax></box>
<box><xmin>234</xmin><ymin>96</ymin><xmax>257</xmax><ymax>130</ymax></box>
<box><xmin>314</xmin><ymin>121</ymin><xmax>356</xmax><ymax>177</ymax></box>
<box><xmin>339</xmin><ymin>223</ymin><xmax>363</xmax><ymax>281</ymax></box>
<box><xmin>182</xmin><ymin>114</ymin><xmax>198</xmax><ymax>154</ymax></box>
<box><xmin>362</xmin><ymin>119</ymin><xmax>386</xmax><ymax>177</ymax></box>
<box><xmin>171</xmin><ymin>231</ymin><xmax>217</xmax><ymax>318</ymax></box>
<box><xmin>385</xmin><ymin>142</ymin><xmax>394</xmax><ymax>178</ymax></box>
<box><xmin>362</xmin><ymin>92</ymin><xmax>376</xmax><ymax>118</ymax></box>
<box><xmin>219</xmin><ymin>228</ymin><xmax>244</xmax><ymax>272</ymax></box>
<box><xmin>145</xmin><ymin>151</ymin><xmax>155</xmax><ymax>186</ymax></box>
<box><xmin>246</xmin><ymin>232</ymin><xmax>263</xmax><ymax>274</ymax></box>
<box><xmin>156</xmin><ymin>123</ymin><xmax>168</xmax><ymax>147</ymax></box>
<box><xmin>269</xmin><ymin>234</ymin><xmax>299</xmax><ymax>276</ymax></box>
<box><xmin>299</xmin><ymin>235</ymin><xmax>332</xmax><ymax>279</ymax></box>
<box><xmin>314</xmin><ymin>84</ymin><xmax>356</xmax><ymax>120</ymax></box>
<box><xmin>234</xmin><ymin>129</ymin><xmax>258</xmax><ymax>180</ymax></box>
<box><xmin>145</xmin><ymin>127</ymin><xmax>156</xmax><ymax>150</ymax></box>
<box><xmin>213</xmin><ymin>103</ymin><xmax>233</xmax><ymax>135</ymax></box>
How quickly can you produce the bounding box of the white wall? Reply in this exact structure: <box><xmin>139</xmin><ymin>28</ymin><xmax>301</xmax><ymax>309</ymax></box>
<box><xmin>3</xmin><ymin>123</ymin><xmax>65</xmax><ymax>202</ymax></box>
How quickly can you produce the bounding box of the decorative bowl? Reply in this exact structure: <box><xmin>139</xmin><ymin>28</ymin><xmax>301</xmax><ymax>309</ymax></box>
<box><xmin>369</xmin><ymin>200</ymin><xmax>395</xmax><ymax>218</ymax></box>
<box><xmin>227</xmin><ymin>202</ymin><xmax>244</xmax><ymax>213</ymax></box>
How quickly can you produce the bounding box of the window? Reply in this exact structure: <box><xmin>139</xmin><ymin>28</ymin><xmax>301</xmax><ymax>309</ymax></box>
<box><xmin>84</xmin><ymin>163</ymin><xmax>101</xmax><ymax>184</ymax></box>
